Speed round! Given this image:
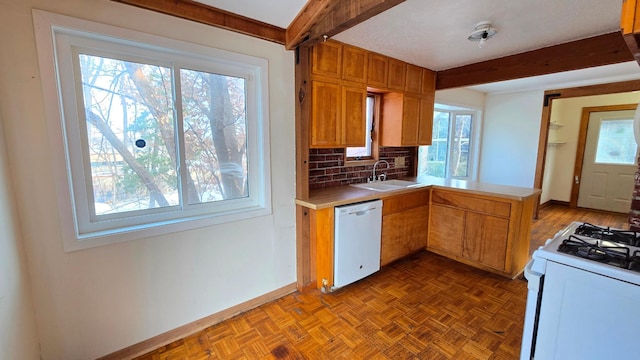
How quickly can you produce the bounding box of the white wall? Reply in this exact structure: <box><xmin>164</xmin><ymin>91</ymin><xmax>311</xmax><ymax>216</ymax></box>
<box><xmin>0</xmin><ymin>0</ymin><xmax>296</xmax><ymax>359</ymax></box>
<box><xmin>479</xmin><ymin>90</ymin><xmax>544</xmax><ymax>187</ymax></box>
<box><xmin>0</xmin><ymin>109</ymin><xmax>41</xmax><ymax>360</ymax></box>
<box><xmin>435</xmin><ymin>87</ymin><xmax>486</xmax><ymax>109</ymax></box>
<box><xmin>542</xmin><ymin>92</ymin><xmax>640</xmax><ymax>202</ymax></box>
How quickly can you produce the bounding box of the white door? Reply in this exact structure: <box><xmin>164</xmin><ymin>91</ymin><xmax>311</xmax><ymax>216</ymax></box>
<box><xmin>577</xmin><ymin>110</ymin><xmax>637</xmax><ymax>213</ymax></box>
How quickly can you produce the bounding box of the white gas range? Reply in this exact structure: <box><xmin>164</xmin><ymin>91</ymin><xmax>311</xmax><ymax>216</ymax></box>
<box><xmin>521</xmin><ymin>222</ymin><xmax>640</xmax><ymax>360</ymax></box>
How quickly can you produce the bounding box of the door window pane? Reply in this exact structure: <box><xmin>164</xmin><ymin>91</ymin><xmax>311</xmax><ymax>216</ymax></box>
<box><xmin>594</xmin><ymin>119</ymin><xmax>636</xmax><ymax>165</ymax></box>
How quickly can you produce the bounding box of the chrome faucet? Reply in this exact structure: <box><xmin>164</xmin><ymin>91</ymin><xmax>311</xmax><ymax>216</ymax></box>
<box><xmin>370</xmin><ymin>160</ymin><xmax>390</xmax><ymax>182</ymax></box>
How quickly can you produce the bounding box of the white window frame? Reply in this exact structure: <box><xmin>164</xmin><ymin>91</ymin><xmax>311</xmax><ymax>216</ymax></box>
<box><xmin>33</xmin><ymin>10</ymin><xmax>271</xmax><ymax>251</ymax></box>
<box><xmin>419</xmin><ymin>103</ymin><xmax>481</xmax><ymax>181</ymax></box>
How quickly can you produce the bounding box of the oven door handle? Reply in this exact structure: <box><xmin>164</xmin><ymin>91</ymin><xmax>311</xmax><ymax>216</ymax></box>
<box><xmin>520</xmin><ymin>258</ymin><xmax>544</xmax><ymax>360</ymax></box>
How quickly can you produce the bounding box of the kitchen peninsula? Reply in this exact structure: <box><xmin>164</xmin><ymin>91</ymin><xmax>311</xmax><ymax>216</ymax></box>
<box><xmin>295</xmin><ymin>176</ymin><xmax>540</xmax><ymax>291</ymax></box>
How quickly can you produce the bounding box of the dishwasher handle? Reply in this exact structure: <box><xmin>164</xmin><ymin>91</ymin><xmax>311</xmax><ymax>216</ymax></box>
<box><xmin>349</xmin><ymin>207</ymin><xmax>379</xmax><ymax>216</ymax></box>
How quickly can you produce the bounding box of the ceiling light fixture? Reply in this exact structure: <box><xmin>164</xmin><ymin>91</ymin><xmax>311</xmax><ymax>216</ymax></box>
<box><xmin>468</xmin><ymin>21</ymin><xmax>497</xmax><ymax>48</ymax></box>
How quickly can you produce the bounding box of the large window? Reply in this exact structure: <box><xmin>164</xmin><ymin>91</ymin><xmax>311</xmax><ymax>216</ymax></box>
<box><xmin>418</xmin><ymin>108</ymin><xmax>476</xmax><ymax>179</ymax></box>
<box><xmin>34</xmin><ymin>11</ymin><xmax>271</xmax><ymax>250</ymax></box>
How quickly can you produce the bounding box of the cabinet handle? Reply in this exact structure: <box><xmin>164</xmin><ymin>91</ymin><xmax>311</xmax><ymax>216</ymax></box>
<box><xmin>575</xmin><ymin>176</ymin><xmax>579</xmax><ymax>184</ymax></box>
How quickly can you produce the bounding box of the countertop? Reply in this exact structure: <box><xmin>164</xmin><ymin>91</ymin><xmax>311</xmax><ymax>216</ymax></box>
<box><xmin>295</xmin><ymin>176</ymin><xmax>541</xmax><ymax>210</ymax></box>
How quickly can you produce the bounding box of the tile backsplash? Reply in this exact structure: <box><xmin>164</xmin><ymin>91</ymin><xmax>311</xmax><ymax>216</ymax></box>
<box><xmin>309</xmin><ymin>147</ymin><xmax>414</xmax><ymax>189</ymax></box>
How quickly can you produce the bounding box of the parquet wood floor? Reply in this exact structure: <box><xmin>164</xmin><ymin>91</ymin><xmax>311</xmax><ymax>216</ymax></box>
<box><xmin>135</xmin><ymin>204</ymin><xmax>628</xmax><ymax>360</ymax></box>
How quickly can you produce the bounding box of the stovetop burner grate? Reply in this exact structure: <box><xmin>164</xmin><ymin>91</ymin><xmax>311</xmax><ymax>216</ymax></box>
<box><xmin>558</xmin><ymin>235</ymin><xmax>631</xmax><ymax>270</ymax></box>
<box><xmin>574</xmin><ymin>222</ymin><xmax>640</xmax><ymax>246</ymax></box>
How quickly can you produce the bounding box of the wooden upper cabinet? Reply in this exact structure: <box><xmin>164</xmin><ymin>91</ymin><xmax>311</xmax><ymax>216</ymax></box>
<box><xmin>381</xmin><ymin>93</ymin><xmax>432</xmax><ymax>146</ymax></box>
<box><xmin>312</xmin><ymin>41</ymin><xmax>342</xmax><ymax>79</ymax></box>
<box><xmin>367</xmin><ymin>53</ymin><xmax>388</xmax><ymax>88</ymax></box>
<box><xmin>405</xmin><ymin>64</ymin><xmax>423</xmax><ymax>93</ymax></box>
<box><xmin>387</xmin><ymin>58</ymin><xmax>406</xmax><ymax>91</ymax></box>
<box><xmin>417</xmin><ymin>96</ymin><xmax>434</xmax><ymax>145</ymax></box>
<box><xmin>342</xmin><ymin>44</ymin><xmax>368</xmax><ymax>83</ymax></box>
<box><xmin>400</xmin><ymin>96</ymin><xmax>420</xmax><ymax>145</ymax></box>
<box><xmin>310</xmin><ymin>81</ymin><xmax>341</xmax><ymax>147</ymax></box>
<box><xmin>421</xmin><ymin>69</ymin><xmax>436</xmax><ymax>96</ymax></box>
<box><xmin>342</xmin><ymin>86</ymin><xmax>367</xmax><ymax>146</ymax></box>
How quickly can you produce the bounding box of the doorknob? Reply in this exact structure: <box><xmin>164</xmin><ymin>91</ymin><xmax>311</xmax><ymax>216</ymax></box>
<box><xmin>575</xmin><ymin>176</ymin><xmax>579</xmax><ymax>184</ymax></box>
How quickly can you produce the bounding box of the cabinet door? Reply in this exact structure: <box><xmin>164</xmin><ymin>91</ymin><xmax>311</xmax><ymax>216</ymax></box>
<box><xmin>342</xmin><ymin>44</ymin><xmax>367</xmax><ymax>83</ymax></box>
<box><xmin>421</xmin><ymin>69</ymin><xmax>436</xmax><ymax>96</ymax></box>
<box><xmin>428</xmin><ymin>204</ymin><xmax>464</xmax><ymax>256</ymax></box>
<box><xmin>381</xmin><ymin>205</ymin><xmax>429</xmax><ymax>266</ymax></box>
<box><xmin>387</xmin><ymin>58</ymin><xmax>406</xmax><ymax>91</ymax></box>
<box><xmin>405</xmin><ymin>64</ymin><xmax>423</xmax><ymax>93</ymax></box>
<box><xmin>463</xmin><ymin>212</ymin><xmax>509</xmax><ymax>271</ymax></box>
<box><xmin>312</xmin><ymin>41</ymin><xmax>342</xmax><ymax>78</ymax></box>
<box><xmin>417</xmin><ymin>96</ymin><xmax>434</xmax><ymax>145</ymax></box>
<box><xmin>401</xmin><ymin>96</ymin><xmax>420</xmax><ymax>146</ymax></box>
<box><xmin>342</xmin><ymin>86</ymin><xmax>366</xmax><ymax>146</ymax></box>
<box><xmin>367</xmin><ymin>53</ymin><xmax>388</xmax><ymax>88</ymax></box>
<box><xmin>311</xmin><ymin>81</ymin><xmax>341</xmax><ymax>147</ymax></box>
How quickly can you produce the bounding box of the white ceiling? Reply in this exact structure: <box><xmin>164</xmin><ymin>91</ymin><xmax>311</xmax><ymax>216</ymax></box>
<box><xmin>196</xmin><ymin>0</ymin><xmax>640</xmax><ymax>93</ymax></box>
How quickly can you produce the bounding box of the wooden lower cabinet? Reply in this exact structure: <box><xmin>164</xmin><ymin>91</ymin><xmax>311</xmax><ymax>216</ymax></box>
<box><xmin>381</xmin><ymin>189</ymin><xmax>430</xmax><ymax>266</ymax></box>
<box><xmin>428</xmin><ymin>188</ymin><xmax>534</xmax><ymax>278</ymax></box>
<box><xmin>463</xmin><ymin>212</ymin><xmax>509</xmax><ymax>271</ymax></box>
<box><xmin>428</xmin><ymin>204</ymin><xmax>464</xmax><ymax>255</ymax></box>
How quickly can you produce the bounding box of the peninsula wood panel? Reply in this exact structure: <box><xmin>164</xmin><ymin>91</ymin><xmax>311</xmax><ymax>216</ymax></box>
<box><xmin>428</xmin><ymin>188</ymin><xmax>534</xmax><ymax>278</ymax></box>
<box><xmin>381</xmin><ymin>205</ymin><xmax>429</xmax><ymax>266</ymax></box>
<box><xmin>463</xmin><ymin>212</ymin><xmax>509</xmax><ymax>271</ymax></box>
<box><xmin>431</xmin><ymin>190</ymin><xmax>511</xmax><ymax>217</ymax></box>
<box><xmin>428</xmin><ymin>204</ymin><xmax>464</xmax><ymax>256</ymax></box>
<box><xmin>381</xmin><ymin>189</ymin><xmax>430</xmax><ymax>266</ymax></box>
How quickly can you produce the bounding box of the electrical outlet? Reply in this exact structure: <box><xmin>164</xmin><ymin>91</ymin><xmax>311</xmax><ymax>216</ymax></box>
<box><xmin>394</xmin><ymin>157</ymin><xmax>404</xmax><ymax>167</ymax></box>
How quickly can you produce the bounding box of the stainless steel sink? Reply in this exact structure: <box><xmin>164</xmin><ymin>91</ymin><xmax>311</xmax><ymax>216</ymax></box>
<box><xmin>350</xmin><ymin>180</ymin><xmax>422</xmax><ymax>192</ymax></box>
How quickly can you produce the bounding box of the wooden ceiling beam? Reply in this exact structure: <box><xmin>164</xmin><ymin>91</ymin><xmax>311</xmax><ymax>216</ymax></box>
<box><xmin>285</xmin><ymin>0</ymin><xmax>336</xmax><ymax>50</ymax></box>
<box><xmin>287</xmin><ymin>0</ymin><xmax>406</xmax><ymax>50</ymax></box>
<box><xmin>111</xmin><ymin>0</ymin><xmax>286</xmax><ymax>44</ymax></box>
<box><xmin>436</xmin><ymin>32</ymin><xmax>635</xmax><ymax>90</ymax></box>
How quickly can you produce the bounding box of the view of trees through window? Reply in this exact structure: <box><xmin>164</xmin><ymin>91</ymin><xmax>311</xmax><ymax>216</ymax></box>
<box><xmin>79</xmin><ymin>54</ymin><xmax>248</xmax><ymax>216</ymax></box>
<box><xmin>418</xmin><ymin>110</ymin><xmax>472</xmax><ymax>179</ymax></box>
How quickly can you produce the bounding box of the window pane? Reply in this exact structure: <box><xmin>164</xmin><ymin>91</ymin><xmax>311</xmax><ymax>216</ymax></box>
<box><xmin>346</xmin><ymin>95</ymin><xmax>374</xmax><ymax>158</ymax></box>
<box><xmin>79</xmin><ymin>54</ymin><xmax>178</xmax><ymax>215</ymax></box>
<box><xmin>181</xmin><ymin>69</ymin><xmax>249</xmax><ymax>204</ymax></box>
<box><xmin>594</xmin><ymin>119</ymin><xmax>637</xmax><ymax>165</ymax></box>
<box><xmin>419</xmin><ymin>111</ymin><xmax>450</xmax><ymax>177</ymax></box>
<box><xmin>451</xmin><ymin>114</ymin><xmax>472</xmax><ymax>177</ymax></box>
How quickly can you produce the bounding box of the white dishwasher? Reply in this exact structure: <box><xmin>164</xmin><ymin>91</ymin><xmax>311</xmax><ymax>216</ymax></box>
<box><xmin>333</xmin><ymin>199</ymin><xmax>383</xmax><ymax>289</ymax></box>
